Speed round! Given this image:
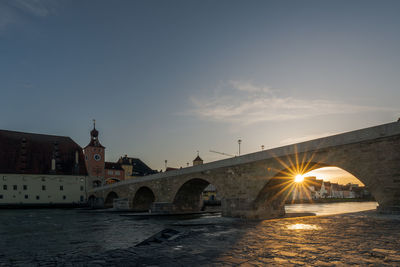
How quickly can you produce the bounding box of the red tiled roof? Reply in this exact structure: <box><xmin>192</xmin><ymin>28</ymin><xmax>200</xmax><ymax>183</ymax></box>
<box><xmin>0</xmin><ymin>129</ymin><xmax>87</xmax><ymax>175</ymax></box>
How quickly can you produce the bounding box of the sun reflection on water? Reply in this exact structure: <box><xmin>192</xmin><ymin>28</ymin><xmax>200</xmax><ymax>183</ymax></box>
<box><xmin>287</xmin><ymin>224</ymin><xmax>320</xmax><ymax>230</ymax></box>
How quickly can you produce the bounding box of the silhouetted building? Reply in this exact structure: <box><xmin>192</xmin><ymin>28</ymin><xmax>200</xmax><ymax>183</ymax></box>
<box><xmin>0</xmin><ymin>129</ymin><xmax>87</xmax><ymax>206</ymax></box>
<box><xmin>193</xmin><ymin>154</ymin><xmax>203</xmax><ymax>166</ymax></box>
<box><xmin>118</xmin><ymin>155</ymin><xmax>157</xmax><ymax>179</ymax></box>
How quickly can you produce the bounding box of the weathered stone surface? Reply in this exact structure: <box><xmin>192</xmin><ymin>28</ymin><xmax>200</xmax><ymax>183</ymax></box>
<box><xmin>2</xmin><ymin>211</ymin><xmax>399</xmax><ymax>266</ymax></box>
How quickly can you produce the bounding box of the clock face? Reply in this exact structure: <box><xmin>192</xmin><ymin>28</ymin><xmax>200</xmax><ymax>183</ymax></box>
<box><xmin>94</xmin><ymin>154</ymin><xmax>101</xmax><ymax>161</ymax></box>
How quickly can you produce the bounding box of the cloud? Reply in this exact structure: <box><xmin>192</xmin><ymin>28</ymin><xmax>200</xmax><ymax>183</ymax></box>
<box><xmin>0</xmin><ymin>0</ymin><xmax>58</xmax><ymax>33</ymax></box>
<box><xmin>229</xmin><ymin>80</ymin><xmax>272</xmax><ymax>93</ymax></box>
<box><xmin>189</xmin><ymin>81</ymin><xmax>396</xmax><ymax>125</ymax></box>
<box><xmin>0</xmin><ymin>5</ymin><xmax>17</xmax><ymax>31</ymax></box>
<box><xmin>12</xmin><ymin>0</ymin><xmax>57</xmax><ymax>17</ymax></box>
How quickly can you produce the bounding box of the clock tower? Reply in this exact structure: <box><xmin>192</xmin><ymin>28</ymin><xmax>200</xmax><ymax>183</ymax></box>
<box><xmin>83</xmin><ymin>120</ymin><xmax>105</xmax><ymax>185</ymax></box>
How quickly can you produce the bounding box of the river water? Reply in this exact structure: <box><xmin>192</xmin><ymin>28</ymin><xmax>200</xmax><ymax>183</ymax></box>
<box><xmin>285</xmin><ymin>201</ymin><xmax>378</xmax><ymax>216</ymax></box>
<box><xmin>0</xmin><ymin>202</ymin><xmax>377</xmax><ymax>262</ymax></box>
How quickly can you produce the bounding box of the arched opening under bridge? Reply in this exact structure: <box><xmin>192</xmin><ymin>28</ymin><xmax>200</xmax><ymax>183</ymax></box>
<box><xmin>254</xmin><ymin>164</ymin><xmax>376</xmax><ymax>218</ymax></box>
<box><xmin>132</xmin><ymin>187</ymin><xmax>155</xmax><ymax>212</ymax></box>
<box><xmin>173</xmin><ymin>178</ymin><xmax>218</xmax><ymax>213</ymax></box>
<box><xmin>105</xmin><ymin>191</ymin><xmax>119</xmax><ymax>208</ymax></box>
<box><xmin>284</xmin><ymin>166</ymin><xmax>376</xmax><ymax>215</ymax></box>
<box><xmin>202</xmin><ymin>183</ymin><xmax>221</xmax><ymax>212</ymax></box>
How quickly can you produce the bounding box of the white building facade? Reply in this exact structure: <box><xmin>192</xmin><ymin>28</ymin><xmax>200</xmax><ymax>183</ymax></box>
<box><xmin>0</xmin><ymin>174</ymin><xmax>86</xmax><ymax>205</ymax></box>
<box><xmin>0</xmin><ymin>129</ymin><xmax>88</xmax><ymax>206</ymax></box>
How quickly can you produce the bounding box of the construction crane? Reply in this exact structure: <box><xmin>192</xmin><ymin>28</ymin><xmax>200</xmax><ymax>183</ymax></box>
<box><xmin>209</xmin><ymin>150</ymin><xmax>235</xmax><ymax>157</ymax></box>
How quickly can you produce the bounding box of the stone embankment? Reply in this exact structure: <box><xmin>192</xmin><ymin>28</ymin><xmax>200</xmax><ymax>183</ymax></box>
<box><xmin>2</xmin><ymin>211</ymin><xmax>400</xmax><ymax>266</ymax></box>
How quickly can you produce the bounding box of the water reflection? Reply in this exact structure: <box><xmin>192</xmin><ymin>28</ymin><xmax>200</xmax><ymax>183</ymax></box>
<box><xmin>285</xmin><ymin>201</ymin><xmax>377</xmax><ymax>216</ymax></box>
<box><xmin>287</xmin><ymin>224</ymin><xmax>320</xmax><ymax>230</ymax></box>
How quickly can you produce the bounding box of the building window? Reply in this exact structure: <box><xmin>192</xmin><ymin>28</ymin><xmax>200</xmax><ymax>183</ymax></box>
<box><xmin>80</xmin><ymin>196</ymin><xmax>84</xmax><ymax>202</ymax></box>
<box><xmin>63</xmin><ymin>195</ymin><xmax>66</xmax><ymax>200</ymax></box>
<box><xmin>36</xmin><ymin>195</ymin><xmax>40</xmax><ymax>200</ymax></box>
<box><xmin>25</xmin><ymin>195</ymin><xmax>28</xmax><ymax>199</ymax></box>
<box><xmin>108</xmin><ymin>170</ymin><xmax>113</xmax><ymax>175</ymax></box>
<box><xmin>13</xmin><ymin>185</ymin><xmax>17</xmax><ymax>190</ymax></box>
<box><xmin>0</xmin><ymin>195</ymin><xmax>3</xmax><ymax>199</ymax></box>
<box><xmin>23</xmin><ymin>185</ymin><xmax>27</xmax><ymax>190</ymax></box>
<box><xmin>80</xmin><ymin>186</ymin><xmax>84</xmax><ymax>191</ymax></box>
<box><xmin>42</xmin><ymin>185</ymin><xmax>46</xmax><ymax>191</ymax></box>
<box><xmin>115</xmin><ymin>171</ymin><xmax>120</xmax><ymax>175</ymax></box>
<box><xmin>51</xmin><ymin>159</ymin><xmax>56</xmax><ymax>171</ymax></box>
<box><xmin>3</xmin><ymin>185</ymin><xmax>7</xmax><ymax>190</ymax></box>
<box><xmin>60</xmin><ymin>185</ymin><xmax>64</xmax><ymax>191</ymax></box>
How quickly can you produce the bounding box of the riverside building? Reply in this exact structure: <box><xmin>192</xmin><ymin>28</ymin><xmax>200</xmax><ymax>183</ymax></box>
<box><xmin>0</xmin><ymin>129</ymin><xmax>88</xmax><ymax>207</ymax></box>
<box><xmin>104</xmin><ymin>162</ymin><xmax>125</xmax><ymax>184</ymax></box>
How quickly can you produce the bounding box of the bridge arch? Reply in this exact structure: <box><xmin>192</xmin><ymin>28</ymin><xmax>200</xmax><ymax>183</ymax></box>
<box><xmin>173</xmin><ymin>178</ymin><xmax>214</xmax><ymax>212</ymax></box>
<box><xmin>105</xmin><ymin>191</ymin><xmax>119</xmax><ymax>208</ymax></box>
<box><xmin>132</xmin><ymin>186</ymin><xmax>155</xmax><ymax>212</ymax></box>
<box><xmin>254</xmin><ymin>162</ymin><xmax>329</xmax><ymax>205</ymax></box>
<box><xmin>252</xmin><ymin>156</ymin><xmax>377</xmax><ymax>219</ymax></box>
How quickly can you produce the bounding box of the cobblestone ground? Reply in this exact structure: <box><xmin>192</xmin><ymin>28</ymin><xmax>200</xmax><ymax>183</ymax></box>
<box><xmin>1</xmin><ymin>211</ymin><xmax>400</xmax><ymax>266</ymax></box>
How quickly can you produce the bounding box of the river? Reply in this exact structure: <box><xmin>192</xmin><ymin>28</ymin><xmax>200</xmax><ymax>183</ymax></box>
<box><xmin>285</xmin><ymin>201</ymin><xmax>378</xmax><ymax>216</ymax></box>
<box><xmin>0</xmin><ymin>201</ymin><xmax>377</xmax><ymax>263</ymax></box>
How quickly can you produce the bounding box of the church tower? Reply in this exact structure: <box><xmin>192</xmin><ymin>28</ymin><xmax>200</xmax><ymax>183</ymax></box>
<box><xmin>193</xmin><ymin>151</ymin><xmax>203</xmax><ymax>166</ymax></box>
<box><xmin>83</xmin><ymin>120</ymin><xmax>105</xmax><ymax>185</ymax></box>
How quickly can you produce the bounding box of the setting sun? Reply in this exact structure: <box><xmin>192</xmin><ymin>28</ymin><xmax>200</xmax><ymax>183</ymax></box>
<box><xmin>295</xmin><ymin>174</ymin><xmax>304</xmax><ymax>183</ymax></box>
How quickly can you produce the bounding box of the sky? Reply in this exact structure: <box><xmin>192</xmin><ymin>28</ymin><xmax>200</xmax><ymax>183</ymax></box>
<box><xmin>1</xmin><ymin>0</ymin><xmax>399</xmax><ymax>183</ymax></box>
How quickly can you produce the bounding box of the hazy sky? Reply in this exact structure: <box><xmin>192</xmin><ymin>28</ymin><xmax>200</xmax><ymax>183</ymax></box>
<box><xmin>1</xmin><ymin>0</ymin><xmax>399</xmax><ymax>177</ymax></box>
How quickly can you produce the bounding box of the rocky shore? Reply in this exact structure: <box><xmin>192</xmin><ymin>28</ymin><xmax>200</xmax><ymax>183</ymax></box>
<box><xmin>2</xmin><ymin>210</ymin><xmax>400</xmax><ymax>266</ymax></box>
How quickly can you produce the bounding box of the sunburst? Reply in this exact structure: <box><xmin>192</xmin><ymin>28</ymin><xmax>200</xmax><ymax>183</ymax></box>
<box><xmin>264</xmin><ymin>145</ymin><xmax>329</xmax><ymax>204</ymax></box>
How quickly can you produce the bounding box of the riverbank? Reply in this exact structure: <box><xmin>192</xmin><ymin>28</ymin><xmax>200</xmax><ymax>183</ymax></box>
<box><xmin>2</xmin><ymin>209</ymin><xmax>399</xmax><ymax>266</ymax></box>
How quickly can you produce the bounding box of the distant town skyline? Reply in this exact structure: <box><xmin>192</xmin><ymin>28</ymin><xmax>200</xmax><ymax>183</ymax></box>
<box><xmin>305</xmin><ymin>167</ymin><xmax>364</xmax><ymax>186</ymax></box>
<box><xmin>1</xmin><ymin>0</ymin><xmax>399</xmax><ymax>179</ymax></box>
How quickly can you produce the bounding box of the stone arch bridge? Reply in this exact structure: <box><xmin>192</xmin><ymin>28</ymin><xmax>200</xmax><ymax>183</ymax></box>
<box><xmin>89</xmin><ymin>122</ymin><xmax>400</xmax><ymax>219</ymax></box>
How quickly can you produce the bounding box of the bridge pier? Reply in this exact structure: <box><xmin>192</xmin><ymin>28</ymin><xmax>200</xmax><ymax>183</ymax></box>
<box><xmin>88</xmin><ymin>196</ymin><xmax>104</xmax><ymax>209</ymax></box>
<box><xmin>376</xmin><ymin>188</ymin><xmax>400</xmax><ymax>214</ymax></box>
<box><xmin>222</xmin><ymin>198</ymin><xmax>285</xmax><ymax>219</ymax></box>
<box><xmin>377</xmin><ymin>205</ymin><xmax>400</xmax><ymax>214</ymax></box>
<box><xmin>150</xmin><ymin>201</ymin><xmax>203</xmax><ymax>214</ymax></box>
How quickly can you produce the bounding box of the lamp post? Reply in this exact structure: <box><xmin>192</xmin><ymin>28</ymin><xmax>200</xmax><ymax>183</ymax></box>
<box><xmin>164</xmin><ymin>160</ymin><xmax>167</xmax><ymax>170</ymax></box>
<box><xmin>261</xmin><ymin>145</ymin><xmax>265</xmax><ymax>151</ymax></box>
<box><xmin>238</xmin><ymin>139</ymin><xmax>242</xmax><ymax>156</ymax></box>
